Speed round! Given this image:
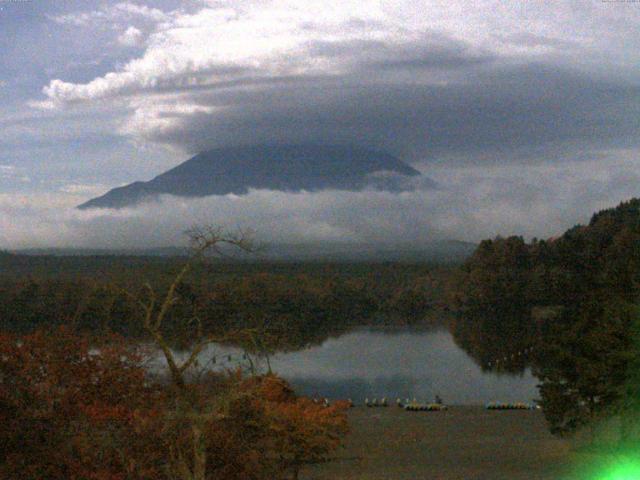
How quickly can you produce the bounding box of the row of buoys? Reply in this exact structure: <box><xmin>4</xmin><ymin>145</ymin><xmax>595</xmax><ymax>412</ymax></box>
<box><xmin>333</xmin><ymin>397</ymin><xmax>448</xmax><ymax>409</ymax></box>
<box><xmin>485</xmin><ymin>402</ymin><xmax>538</xmax><ymax>410</ymax></box>
<box><xmin>313</xmin><ymin>398</ymin><xmax>538</xmax><ymax>411</ymax></box>
<box><xmin>396</xmin><ymin>397</ymin><xmax>443</xmax><ymax>407</ymax></box>
<box><xmin>358</xmin><ymin>397</ymin><xmax>450</xmax><ymax>409</ymax></box>
<box><xmin>365</xmin><ymin>397</ymin><xmax>389</xmax><ymax>407</ymax></box>
<box><xmin>404</xmin><ymin>403</ymin><xmax>448</xmax><ymax>412</ymax></box>
<box><xmin>396</xmin><ymin>398</ymin><xmax>448</xmax><ymax>411</ymax></box>
<box><xmin>313</xmin><ymin>398</ymin><xmax>359</xmax><ymax>408</ymax></box>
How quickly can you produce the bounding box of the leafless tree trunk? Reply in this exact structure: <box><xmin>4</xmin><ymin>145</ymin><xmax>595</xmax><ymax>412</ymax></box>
<box><xmin>128</xmin><ymin>226</ymin><xmax>257</xmax><ymax>480</ymax></box>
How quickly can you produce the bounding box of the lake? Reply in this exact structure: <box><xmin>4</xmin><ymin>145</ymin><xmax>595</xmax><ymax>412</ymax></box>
<box><xmin>162</xmin><ymin>326</ymin><xmax>540</xmax><ymax>405</ymax></box>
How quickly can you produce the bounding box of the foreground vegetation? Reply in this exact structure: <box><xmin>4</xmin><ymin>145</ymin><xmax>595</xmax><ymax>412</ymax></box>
<box><xmin>1</xmin><ymin>230</ymin><xmax>352</xmax><ymax>480</ymax></box>
<box><xmin>0</xmin><ymin>327</ymin><xmax>349</xmax><ymax>480</ymax></box>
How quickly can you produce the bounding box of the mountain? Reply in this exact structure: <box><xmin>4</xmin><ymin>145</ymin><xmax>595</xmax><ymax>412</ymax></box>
<box><xmin>78</xmin><ymin>145</ymin><xmax>426</xmax><ymax>210</ymax></box>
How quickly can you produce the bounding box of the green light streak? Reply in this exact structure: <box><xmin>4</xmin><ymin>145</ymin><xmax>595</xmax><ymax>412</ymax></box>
<box><xmin>570</xmin><ymin>450</ymin><xmax>640</xmax><ymax>480</ymax></box>
<box><xmin>598</xmin><ymin>459</ymin><xmax>640</xmax><ymax>480</ymax></box>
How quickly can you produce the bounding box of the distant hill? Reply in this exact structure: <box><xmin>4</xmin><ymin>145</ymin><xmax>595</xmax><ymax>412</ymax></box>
<box><xmin>259</xmin><ymin>240</ymin><xmax>477</xmax><ymax>263</ymax></box>
<box><xmin>14</xmin><ymin>240</ymin><xmax>476</xmax><ymax>263</ymax></box>
<box><xmin>78</xmin><ymin>145</ymin><xmax>427</xmax><ymax>210</ymax></box>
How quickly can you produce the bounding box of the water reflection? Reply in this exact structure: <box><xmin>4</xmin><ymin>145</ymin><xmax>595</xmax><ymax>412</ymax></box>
<box><xmin>269</xmin><ymin>327</ymin><xmax>539</xmax><ymax>404</ymax></box>
<box><xmin>155</xmin><ymin>326</ymin><xmax>539</xmax><ymax>405</ymax></box>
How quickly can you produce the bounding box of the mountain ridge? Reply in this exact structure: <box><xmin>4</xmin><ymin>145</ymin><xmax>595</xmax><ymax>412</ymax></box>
<box><xmin>78</xmin><ymin>145</ymin><xmax>427</xmax><ymax>210</ymax></box>
<box><xmin>11</xmin><ymin>240</ymin><xmax>476</xmax><ymax>263</ymax></box>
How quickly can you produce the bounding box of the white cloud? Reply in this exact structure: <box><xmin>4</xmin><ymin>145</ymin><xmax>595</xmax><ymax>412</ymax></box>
<box><xmin>0</xmin><ymin>165</ymin><xmax>30</xmax><ymax>183</ymax></box>
<box><xmin>50</xmin><ymin>2</ymin><xmax>170</xmax><ymax>27</ymax></box>
<box><xmin>118</xmin><ymin>26</ymin><xmax>145</xmax><ymax>47</ymax></box>
<box><xmin>111</xmin><ymin>2</ymin><xmax>171</xmax><ymax>23</ymax></box>
<box><xmin>2</xmin><ymin>149</ymin><xmax>639</xmax><ymax>249</ymax></box>
<box><xmin>44</xmin><ymin>3</ymin><xmax>377</xmax><ymax>103</ymax></box>
<box><xmin>59</xmin><ymin>184</ymin><xmax>110</xmax><ymax>196</ymax></box>
<box><xmin>43</xmin><ymin>0</ymin><xmax>640</xmax><ymax>103</ymax></box>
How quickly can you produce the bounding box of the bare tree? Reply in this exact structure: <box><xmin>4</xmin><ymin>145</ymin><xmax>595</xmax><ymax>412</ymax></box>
<box><xmin>127</xmin><ymin>226</ymin><xmax>257</xmax><ymax>480</ymax></box>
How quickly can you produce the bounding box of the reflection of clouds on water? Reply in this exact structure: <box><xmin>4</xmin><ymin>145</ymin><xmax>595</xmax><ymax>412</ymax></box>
<box><xmin>288</xmin><ymin>376</ymin><xmax>421</xmax><ymax>403</ymax></box>
<box><xmin>153</xmin><ymin>327</ymin><xmax>538</xmax><ymax>404</ymax></box>
<box><xmin>269</xmin><ymin>328</ymin><xmax>539</xmax><ymax>404</ymax></box>
<box><xmin>271</xmin><ymin>327</ymin><xmax>456</xmax><ymax>378</ymax></box>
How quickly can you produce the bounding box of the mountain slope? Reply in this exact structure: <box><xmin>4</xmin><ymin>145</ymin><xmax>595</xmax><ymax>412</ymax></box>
<box><xmin>78</xmin><ymin>145</ymin><xmax>426</xmax><ymax>210</ymax></box>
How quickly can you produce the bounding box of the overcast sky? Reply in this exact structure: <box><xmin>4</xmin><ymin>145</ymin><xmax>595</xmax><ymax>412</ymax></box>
<box><xmin>1</xmin><ymin>0</ymin><xmax>639</xmax><ymax>249</ymax></box>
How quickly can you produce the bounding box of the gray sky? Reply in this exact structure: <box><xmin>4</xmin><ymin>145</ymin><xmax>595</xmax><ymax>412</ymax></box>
<box><xmin>1</xmin><ymin>0</ymin><xmax>639</xmax><ymax>248</ymax></box>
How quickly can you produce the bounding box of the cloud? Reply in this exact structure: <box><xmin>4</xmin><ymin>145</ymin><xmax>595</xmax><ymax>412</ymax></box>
<box><xmin>115</xmin><ymin>64</ymin><xmax>640</xmax><ymax>163</ymax></box>
<box><xmin>110</xmin><ymin>2</ymin><xmax>172</xmax><ymax>23</ymax></box>
<box><xmin>7</xmin><ymin>0</ymin><xmax>637</xmax><ymax>250</ymax></box>
<box><xmin>59</xmin><ymin>184</ymin><xmax>110</xmax><ymax>196</ymax></box>
<box><xmin>2</xmin><ymin>148</ymin><xmax>639</xmax><ymax>249</ymax></box>
<box><xmin>118</xmin><ymin>26</ymin><xmax>145</xmax><ymax>47</ymax></box>
<box><xmin>50</xmin><ymin>2</ymin><xmax>170</xmax><ymax>27</ymax></box>
<box><xmin>494</xmin><ymin>32</ymin><xmax>579</xmax><ymax>51</ymax></box>
<box><xmin>37</xmin><ymin>0</ymin><xmax>640</xmax><ymax>163</ymax></box>
<box><xmin>0</xmin><ymin>165</ymin><xmax>30</xmax><ymax>183</ymax></box>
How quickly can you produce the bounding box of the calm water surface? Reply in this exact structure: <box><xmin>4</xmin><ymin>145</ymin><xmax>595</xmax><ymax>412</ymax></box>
<box><xmin>164</xmin><ymin>326</ymin><xmax>539</xmax><ymax>405</ymax></box>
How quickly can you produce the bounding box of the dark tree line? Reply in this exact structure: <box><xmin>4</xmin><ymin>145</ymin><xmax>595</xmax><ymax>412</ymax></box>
<box><xmin>0</xmin><ymin>260</ymin><xmax>452</xmax><ymax>352</ymax></box>
<box><xmin>451</xmin><ymin>198</ymin><xmax>640</xmax><ymax>439</ymax></box>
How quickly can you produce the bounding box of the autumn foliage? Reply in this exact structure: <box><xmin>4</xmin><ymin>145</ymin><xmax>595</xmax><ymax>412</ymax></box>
<box><xmin>0</xmin><ymin>327</ymin><xmax>349</xmax><ymax>480</ymax></box>
<box><xmin>0</xmin><ymin>327</ymin><xmax>163</xmax><ymax>479</ymax></box>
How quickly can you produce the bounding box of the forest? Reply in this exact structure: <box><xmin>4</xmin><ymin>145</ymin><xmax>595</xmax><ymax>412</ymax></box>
<box><xmin>0</xmin><ymin>253</ymin><xmax>452</xmax><ymax>349</ymax></box>
<box><xmin>451</xmin><ymin>198</ymin><xmax>640</xmax><ymax>441</ymax></box>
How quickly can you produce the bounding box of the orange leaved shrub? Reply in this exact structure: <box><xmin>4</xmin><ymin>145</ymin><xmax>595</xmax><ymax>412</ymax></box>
<box><xmin>0</xmin><ymin>327</ymin><xmax>348</xmax><ymax>480</ymax></box>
